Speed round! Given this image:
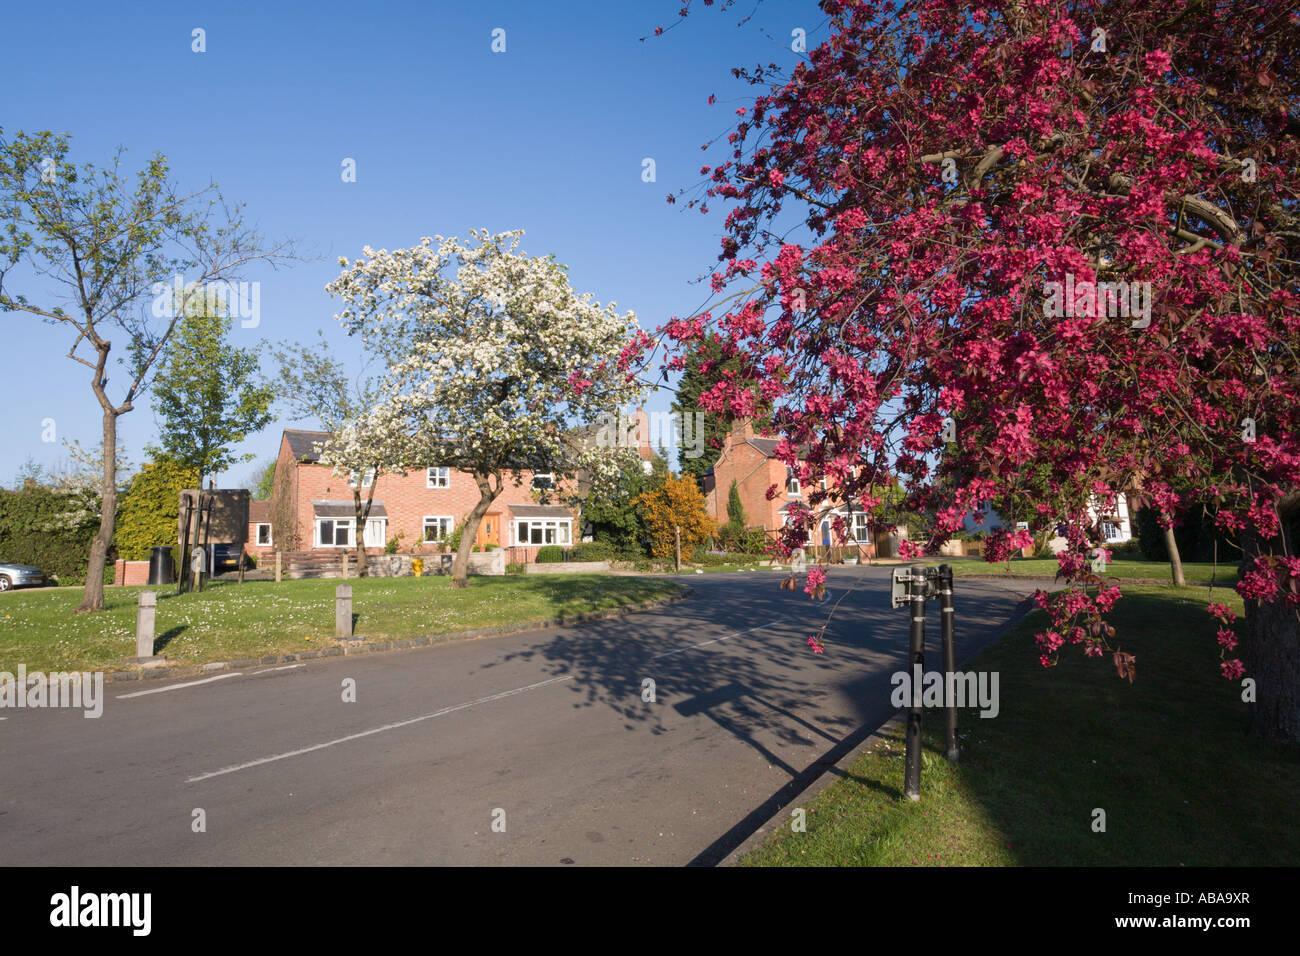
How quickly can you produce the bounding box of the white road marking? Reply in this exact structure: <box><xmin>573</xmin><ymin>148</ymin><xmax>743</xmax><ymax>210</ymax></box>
<box><xmin>251</xmin><ymin>664</ymin><xmax>305</xmax><ymax>675</ymax></box>
<box><xmin>650</xmin><ymin>621</ymin><xmax>779</xmax><ymax>659</ymax></box>
<box><xmin>187</xmin><ymin>674</ymin><xmax>576</xmax><ymax>783</ymax></box>
<box><xmin>116</xmin><ymin>673</ymin><xmax>243</xmax><ymax>699</ymax></box>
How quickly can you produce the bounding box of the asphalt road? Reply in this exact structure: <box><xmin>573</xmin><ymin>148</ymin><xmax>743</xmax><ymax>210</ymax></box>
<box><xmin>0</xmin><ymin>567</ymin><xmax>1047</xmax><ymax>866</ymax></box>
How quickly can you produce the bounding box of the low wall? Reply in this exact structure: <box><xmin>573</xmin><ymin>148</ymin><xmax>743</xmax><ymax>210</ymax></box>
<box><xmin>525</xmin><ymin>561</ymin><xmax>611</xmax><ymax>574</ymax></box>
<box><xmin>113</xmin><ymin>560</ymin><xmax>151</xmax><ymax>586</ymax></box>
<box><xmin>436</xmin><ymin>551</ymin><xmax>506</xmax><ymax>576</ymax></box>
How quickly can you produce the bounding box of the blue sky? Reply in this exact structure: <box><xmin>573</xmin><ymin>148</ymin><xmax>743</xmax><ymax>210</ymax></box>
<box><xmin>2</xmin><ymin>0</ymin><xmax>822</xmax><ymax>488</ymax></box>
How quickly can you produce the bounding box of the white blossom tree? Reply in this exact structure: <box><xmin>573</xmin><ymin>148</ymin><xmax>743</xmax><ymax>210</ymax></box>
<box><xmin>327</xmin><ymin>229</ymin><xmax>642</xmax><ymax>586</ymax></box>
<box><xmin>271</xmin><ymin>335</ymin><xmax>411</xmax><ymax>577</ymax></box>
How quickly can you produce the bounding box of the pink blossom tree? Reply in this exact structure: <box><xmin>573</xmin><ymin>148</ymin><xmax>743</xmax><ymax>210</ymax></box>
<box><xmin>644</xmin><ymin>1</ymin><xmax>1300</xmax><ymax>744</ymax></box>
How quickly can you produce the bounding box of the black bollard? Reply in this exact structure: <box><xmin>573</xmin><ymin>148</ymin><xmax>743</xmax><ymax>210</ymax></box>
<box><xmin>904</xmin><ymin>564</ymin><xmax>927</xmax><ymax>801</ymax></box>
<box><xmin>938</xmin><ymin>563</ymin><xmax>960</xmax><ymax>762</ymax></box>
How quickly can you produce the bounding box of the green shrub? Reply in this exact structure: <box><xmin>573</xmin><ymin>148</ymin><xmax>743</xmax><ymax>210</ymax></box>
<box><xmin>385</xmin><ymin>531</ymin><xmax>406</xmax><ymax>555</ymax></box>
<box><xmin>115</xmin><ymin>459</ymin><xmax>198</xmax><ymax>561</ymax></box>
<box><xmin>0</xmin><ymin>484</ymin><xmax>107</xmax><ymax>586</ymax></box>
<box><xmin>443</xmin><ymin>525</ymin><xmax>464</xmax><ymax>554</ymax></box>
<box><xmin>535</xmin><ymin>545</ymin><xmax>565</xmax><ymax>563</ymax></box>
<box><xmin>506</xmin><ymin>562</ymin><xmax>525</xmax><ymax>574</ymax></box>
<box><xmin>569</xmin><ymin>541</ymin><xmax>614</xmax><ymax>562</ymax></box>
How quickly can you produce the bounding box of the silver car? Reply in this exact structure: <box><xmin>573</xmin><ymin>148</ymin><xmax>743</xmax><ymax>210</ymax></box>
<box><xmin>0</xmin><ymin>563</ymin><xmax>46</xmax><ymax>591</ymax></box>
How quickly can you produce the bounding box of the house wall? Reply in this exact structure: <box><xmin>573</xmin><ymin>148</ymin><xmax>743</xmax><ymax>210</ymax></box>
<box><xmin>269</xmin><ymin>432</ymin><xmax>577</xmax><ymax>556</ymax></box>
<box><xmin>707</xmin><ymin>441</ymin><xmax>788</xmax><ymax>531</ymax></box>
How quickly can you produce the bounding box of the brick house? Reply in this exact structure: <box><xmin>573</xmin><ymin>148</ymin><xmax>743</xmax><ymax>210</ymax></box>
<box><xmin>249</xmin><ymin>414</ymin><xmax>655</xmax><ymax>565</ymax></box>
<box><xmin>702</xmin><ymin>421</ymin><xmax>906</xmax><ymax>559</ymax></box>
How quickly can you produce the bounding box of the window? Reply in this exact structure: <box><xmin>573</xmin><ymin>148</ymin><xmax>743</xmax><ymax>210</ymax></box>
<box><xmin>255</xmin><ymin>523</ymin><xmax>273</xmax><ymax>547</ymax></box>
<box><xmin>515</xmin><ymin>519</ymin><xmax>571</xmax><ymax>546</ymax></box>
<box><xmin>427</xmin><ymin>467</ymin><xmax>449</xmax><ymax>489</ymax></box>
<box><xmin>364</xmin><ymin>517</ymin><xmax>387</xmax><ymax>548</ymax></box>
<box><xmin>531</xmin><ymin>472</ymin><xmax>555</xmax><ymax>491</ymax></box>
<box><xmin>852</xmin><ymin>513</ymin><xmax>871</xmax><ymax>544</ymax></box>
<box><xmin>786</xmin><ymin>466</ymin><xmax>801</xmax><ymax>497</ymax></box>
<box><xmin>1101</xmin><ymin>520</ymin><xmax>1124</xmax><ymax>542</ymax></box>
<box><xmin>316</xmin><ymin>518</ymin><xmax>354</xmax><ymax>547</ymax></box>
<box><xmin>423</xmin><ymin>516</ymin><xmax>453</xmax><ymax>542</ymax></box>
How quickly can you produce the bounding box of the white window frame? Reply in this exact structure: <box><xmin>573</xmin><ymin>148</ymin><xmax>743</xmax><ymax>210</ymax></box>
<box><xmin>515</xmin><ymin>518</ymin><xmax>572</xmax><ymax>546</ymax></box>
<box><xmin>363</xmin><ymin>516</ymin><xmax>387</xmax><ymax>548</ymax></box>
<box><xmin>255</xmin><ymin>523</ymin><xmax>273</xmax><ymax>547</ymax></box>
<box><xmin>423</xmin><ymin>515</ymin><xmax>454</xmax><ymax>542</ymax></box>
<box><xmin>531</xmin><ymin>472</ymin><xmax>555</xmax><ymax>491</ymax></box>
<box><xmin>786</xmin><ymin>466</ymin><xmax>801</xmax><ymax>497</ymax></box>
<box><xmin>345</xmin><ymin>468</ymin><xmax>375</xmax><ymax>488</ymax></box>
<box><xmin>316</xmin><ymin>517</ymin><xmax>355</xmax><ymax>548</ymax></box>
<box><xmin>852</xmin><ymin>513</ymin><xmax>871</xmax><ymax>544</ymax></box>
<box><xmin>427</xmin><ymin>467</ymin><xmax>450</xmax><ymax>489</ymax></box>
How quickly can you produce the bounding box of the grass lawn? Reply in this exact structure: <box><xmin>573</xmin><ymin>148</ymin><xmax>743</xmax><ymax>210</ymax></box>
<box><xmin>742</xmin><ymin>583</ymin><xmax>1300</xmax><ymax>866</ymax></box>
<box><xmin>0</xmin><ymin>574</ymin><xmax>684</xmax><ymax>674</ymax></box>
<box><xmin>932</xmin><ymin>554</ymin><xmax>1239</xmax><ymax>585</ymax></box>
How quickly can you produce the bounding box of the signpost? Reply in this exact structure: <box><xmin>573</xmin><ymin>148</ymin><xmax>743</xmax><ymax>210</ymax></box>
<box><xmin>890</xmin><ymin>563</ymin><xmax>960</xmax><ymax>800</ymax></box>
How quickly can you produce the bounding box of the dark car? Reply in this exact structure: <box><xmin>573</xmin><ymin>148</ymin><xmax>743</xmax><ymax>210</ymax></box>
<box><xmin>209</xmin><ymin>544</ymin><xmax>248</xmax><ymax>573</ymax></box>
<box><xmin>0</xmin><ymin>562</ymin><xmax>47</xmax><ymax>591</ymax></box>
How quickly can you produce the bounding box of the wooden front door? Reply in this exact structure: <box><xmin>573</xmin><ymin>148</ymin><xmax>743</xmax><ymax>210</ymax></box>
<box><xmin>476</xmin><ymin>512</ymin><xmax>501</xmax><ymax>549</ymax></box>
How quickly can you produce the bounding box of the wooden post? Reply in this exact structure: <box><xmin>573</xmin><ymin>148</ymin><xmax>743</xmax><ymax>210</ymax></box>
<box><xmin>675</xmin><ymin>525</ymin><xmax>681</xmax><ymax>573</ymax></box>
<box><xmin>336</xmin><ymin>584</ymin><xmax>353</xmax><ymax>638</ymax></box>
<box><xmin>136</xmin><ymin>591</ymin><xmax>156</xmax><ymax>658</ymax></box>
<box><xmin>275</xmin><ymin>550</ymin><xmax>282</xmax><ymax>583</ymax></box>
<box><xmin>342</xmin><ymin>552</ymin><xmax>350</xmax><ymax>579</ymax></box>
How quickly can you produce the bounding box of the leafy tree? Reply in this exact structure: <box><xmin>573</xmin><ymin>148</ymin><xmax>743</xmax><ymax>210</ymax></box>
<box><xmin>247</xmin><ymin>459</ymin><xmax>276</xmax><ymax>500</ymax></box>
<box><xmin>671</xmin><ymin>332</ymin><xmax>758</xmax><ymax>484</ymax></box>
<box><xmin>270</xmin><ymin>334</ymin><xmax>410</xmax><ymax>578</ymax></box>
<box><xmin>636</xmin><ymin>473</ymin><xmax>717</xmax><ymax>560</ymax></box>
<box><xmin>584</xmin><ymin>454</ymin><xmax>659</xmax><ymax>554</ymax></box>
<box><xmin>327</xmin><ymin>229</ymin><xmax>642</xmax><ymax>586</ymax></box>
<box><xmin>0</xmin><ymin>128</ymin><xmax>294</xmax><ymax>611</ymax></box>
<box><xmin>726</xmin><ymin>479</ymin><xmax>746</xmax><ymax>527</ymax></box>
<box><xmin>115</xmin><ymin>459</ymin><xmax>198</xmax><ymax>561</ymax></box>
<box><xmin>149</xmin><ymin>300</ymin><xmax>274</xmax><ymax>486</ymax></box>
<box><xmin>654</xmin><ymin>1</ymin><xmax>1300</xmax><ymax>743</ymax></box>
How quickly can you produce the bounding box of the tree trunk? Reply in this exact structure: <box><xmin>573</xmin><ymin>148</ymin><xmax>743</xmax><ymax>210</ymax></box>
<box><xmin>1162</xmin><ymin>521</ymin><xmax>1186</xmax><ymax>587</ymax></box>
<box><xmin>78</xmin><ymin>407</ymin><xmax>118</xmax><ymax>613</ymax></box>
<box><xmin>1239</xmin><ymin>505</ymin><xmax>1300</xmax><ymax>747</ymax></box>
<box><xmin>451</xmin><ymin>475</ymin><xmax>497</xmax><ymax>588</ymax></box>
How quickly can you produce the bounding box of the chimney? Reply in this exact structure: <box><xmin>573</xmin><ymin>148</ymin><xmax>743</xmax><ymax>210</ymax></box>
<box><xmin>730</xmin><ymin>418</ymin><xmax>755</xmax><ymax>440</ymax></box>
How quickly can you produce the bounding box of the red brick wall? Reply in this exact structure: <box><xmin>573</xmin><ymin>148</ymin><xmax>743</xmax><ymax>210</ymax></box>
<box><xmin>285</xmin><ymin>458</ymin><xmax>575</xmax><ymax>553</ymax></box>
<box><xmin>707</xmin><ymin>440</ymin><xmax>794</xmax><ymax>531</ymax></box>
<box><xmin>113</xmin><ymin>560</ymin><xmax>151</xmax><ymax>586</ymax></box>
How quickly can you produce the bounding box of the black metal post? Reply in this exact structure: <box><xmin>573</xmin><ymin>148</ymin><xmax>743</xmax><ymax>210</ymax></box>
<box><xmin>198</xmin><ymin>493</ymin><xmax>214</xmax><ymax>592</ymax></box>
<box><xmin>904</xmin><ymin>564</ymin><xmax>927</xmax><ymax>801</ymax></box>
<box><xmin>178</xmin><ymin>495</ymin><xmax>194</xmax><ymax>595</ymax></box>
<box><xmin>938</xmin><ymin>563</ymin><xmax>959</xmax><ymax>762</ymax></box>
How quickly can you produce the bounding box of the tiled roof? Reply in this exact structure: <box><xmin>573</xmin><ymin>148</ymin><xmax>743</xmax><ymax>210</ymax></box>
<box><xmin>509</xmin><ymin>504</ymin><xmax>573</xmax><ymax>518</ymax></box>
<box><xmin>249</xmin><ymin>501</ymin><xmax>270</xmax><ymax>523</ymax></box>
<box><xmin>284</xmin><ymin>429</ymin><xmax>330</xmax><ymax>462</ymax></box>
<box><xmin>745</xmin><ymin>437</ymin><xmax>811</xmax><ymax>459</ymax></box>
<box><xmin>312</xmin><ymin>500</ymin><xmax>387</xmax><ymax>518</ymax></box>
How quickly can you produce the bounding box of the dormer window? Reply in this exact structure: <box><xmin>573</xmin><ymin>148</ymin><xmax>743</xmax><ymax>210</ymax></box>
<box><xmin>786</xmin><ymin>466</ymin><xmax>801</xmax><ymax>497</ymax></box>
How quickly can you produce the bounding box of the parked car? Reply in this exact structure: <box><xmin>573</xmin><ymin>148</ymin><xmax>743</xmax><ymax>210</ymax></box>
<box><xmin>209</xmin><ymin>543</ymin><xmax>247</xmax><ymax>573</ymax></box>
<box><xmin>0</xmin><ymin>562</ymin><xmax>47</xmax><ymax>591</ymax></box>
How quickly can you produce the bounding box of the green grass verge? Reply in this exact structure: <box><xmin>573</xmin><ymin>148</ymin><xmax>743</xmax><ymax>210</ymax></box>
<box><xmin>0</xmin><ymin>574</ymin><xmax>684</xmax><ymax>673</ymax></box>
<box><xmin>932</xmin><ymin>555</ymin><xmax>1238</xmax><ymax>585</ymax></box>
<box><xmin>742</xmin><ymin>583</ymin><xmax>1300</xmax><ymax>866</ymax></box>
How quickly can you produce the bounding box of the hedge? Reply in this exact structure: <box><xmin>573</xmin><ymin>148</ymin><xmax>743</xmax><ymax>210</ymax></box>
<box><xmin>0</xmin><ymin>484</ymin><xmax>106</xmax><ymax>585</ymax></box>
